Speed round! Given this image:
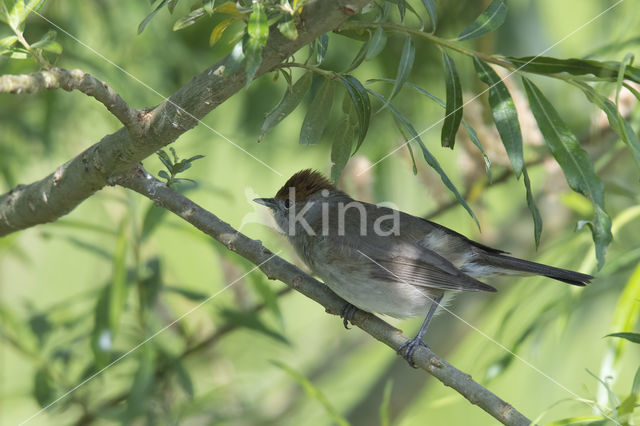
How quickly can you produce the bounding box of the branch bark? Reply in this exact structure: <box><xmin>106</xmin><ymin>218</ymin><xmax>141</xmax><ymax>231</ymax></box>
<box><xmin>0</xmin><ymin>68</ymin><xmax>139</xmax><ymax>128</ymax></box>
<box><xmin>0</xmin><ymin>0</ymin><xmax>370</xmax><ymax>237</ymax></box>
<box><xmin>116</xmin><ymin>164</ymin><xmax>532</xmax><ymax>426</ymax></box>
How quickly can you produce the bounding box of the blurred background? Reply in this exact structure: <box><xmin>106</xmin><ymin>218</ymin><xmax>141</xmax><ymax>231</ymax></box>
<box><xmin>1</xmin><ymin>0</ymin><xmax>640</xmax><ymax>424</ymax></box>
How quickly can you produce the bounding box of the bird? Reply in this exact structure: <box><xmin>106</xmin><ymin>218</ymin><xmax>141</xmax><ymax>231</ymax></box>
<box><xmin>254</xmin><ymin>169</ymin><xmax>592</xmax><ymax>366</ymax></box>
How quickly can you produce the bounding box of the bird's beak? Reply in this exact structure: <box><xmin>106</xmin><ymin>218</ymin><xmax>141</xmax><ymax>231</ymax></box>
<box><xmin>253</xmin><ymin>197</ymin><xmax>278</xmax><ymax>209</ymax></box>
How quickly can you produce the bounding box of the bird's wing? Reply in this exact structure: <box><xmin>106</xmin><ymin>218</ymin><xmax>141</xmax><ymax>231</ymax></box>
<box><xmin>349</xmin><ymin>235</ymin><xmax>496</xmax><ymax>292</ymax></box>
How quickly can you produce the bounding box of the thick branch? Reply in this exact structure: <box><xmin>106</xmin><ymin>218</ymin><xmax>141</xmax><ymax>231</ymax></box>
<box><xmin>0</xmin><ymin>0</ymin><xmax>370</xmax><ymax>237</ymax></box>
<box><xmin>0</xmin><ymin>68</ymin><xmax>139</xmax><ymax>129</ymax></box>
<box><xmin>117</xmin><ymin>165</ymin><xmax>531</xmax><ymax>426</ymax></box>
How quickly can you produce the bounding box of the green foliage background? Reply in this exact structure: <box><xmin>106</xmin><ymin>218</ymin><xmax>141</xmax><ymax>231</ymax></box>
<box><xmin>1</xmin><ymin>0</ymin><xmax>640</xmax><ymax>424</ymax></box>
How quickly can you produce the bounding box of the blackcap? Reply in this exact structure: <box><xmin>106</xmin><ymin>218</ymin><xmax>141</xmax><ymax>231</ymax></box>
<box><xmin>254</xmin><ymin>169</ymin><xmax>592</xmax><ymax>365</ymax></box>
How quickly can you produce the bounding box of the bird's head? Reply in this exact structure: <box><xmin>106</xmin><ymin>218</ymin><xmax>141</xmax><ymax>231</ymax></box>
<box><xmin>253</xmin><ymin>169</ymin><xmax>338</xmax><ymax>234</ymax></box>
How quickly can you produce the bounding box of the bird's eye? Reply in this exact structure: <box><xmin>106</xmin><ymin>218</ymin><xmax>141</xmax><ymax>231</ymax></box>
<box><xmin>283</xmin><ymin>199</ymin><xmax>291</xmax><ymax>209</ymax></box>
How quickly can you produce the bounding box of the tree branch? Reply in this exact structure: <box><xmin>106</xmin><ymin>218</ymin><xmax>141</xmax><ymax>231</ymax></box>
<box><xmin>0</xmin><ymin>68</ymin><xmax>139</xmax><ymax>129</ymax></box>
<box><xmin>0</xmin><ymin>0</ymin><xmax>371</xmax><ymax>237</ymax></box>
<box><xmin>116</xmin><ymin>164</ymin><xmax>531</xmax><ymax>426</ymax></box>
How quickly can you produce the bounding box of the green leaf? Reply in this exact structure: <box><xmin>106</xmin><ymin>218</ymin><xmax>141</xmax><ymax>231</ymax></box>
<box><xmin>91</xmin><ymin>285</ymin><xmax>112</xmax><ymax>367</ymax></box>
<box><xmin>338</xmin><ymin>75</ymin><xmax>371</xmax><ymax>152</ymax></box>
<box><xmin>33</xmin><ymin>367</ymin><xmax>55</xmax><ymax>408</ymax></box>
<box><xmin>367</xmin><ymin>89</ymin><xmax>479</xmax><ymax>227</ymax></box>
<box><xmin>343</xmin><ymin>38</ymin><xmax>369</xmax><ymax>74</ymax></box>
<box><xmin>379</xmin><ymin>36</ymin><xmax>414</xmax><ymax>111</ymax></box>
<box><xmin>299</xmin><ymin>78</ymin><xmax>334</xmax><ymax>145</ymax></box>
<box><xmin>224</xmin><ymin>40</ymin><xmax>245</xmax><ymax>76</ymax></box>
<box><xmin>396</xmin><ymin>0</ymin><xmax>405</xmax><ymax>22</ymax></box>
<box><xmin>522</xmin><ymin>167</ymin><xmax>542</xmax><ymax>247</ymax></box>
<box><xmin>124</xmin><ymin>347</ymin><xmax>155</xmax><ymax>421</ymax></box>
<box><xmin>157</xmin><ymin>170</ymin><xmax>170</xmax><ymax>181</ymax></box>
<box><xmin>421</xmin><ymin>0</ymin><xmax>437</xmax><ymax>32</ymax></box>
<box><xmin>260</xmin><ymin>71</ymin><xmax>312</xmax><ymax>141</ymax></box>
<box><xmin>615</xmin><ymin>52</ymin><xmax>634</xmax><ymax>106</ymax></box>
<box><xmin>245</xmin><ymin>2</ymin><xmax>269</xmax><ymax>84</ymax></box>
<box><xmin>365</xmin><ymin>27</ymin><xmax>387</xmax><ymax>60</ymax></box>
<box><xmin>277</xmin><ymin>16</ymin><xmax>298</xmax><ymax>40</ymax></box>
<box><xmin>156</xmin><ymin>149</ymin><xmax>173</xmax><ymax>169</ymax></box>
<box><xmin>140</xmin><ymin>258</ymin><xmax>162</xmax><ymax>308</ymax></box>
<box><xmin>577</xmin><ymin>82</ymin><xmax>640</xmax><ymax>169</ymax></box>
<box><xmin>605</xmin><ymin>332</ymin><xmax>640</xmax><ymax>344</ymax></box>
<box><xmin>138</xmin><ymin>0</ymin><xmax>168</xmax><ymax>34</ymax></box>
<box><xmin>461</xmin><ymin>121</ymin><xmax>491</xmax><ymax>178</ymax></box>
<box><xmin>316</xmin><ymin>33</ymin><xmax>328</xmax><ymax>65</ymax></box>
<box><xmin>6</xmin><ymin>0</ymin><xmax>25</xmax><ymax>30</ymax></box>
<box><xmin>610</xmin><ymin>262</ymin><xmax>640</xmax><ymax>360</ymax></box>
<box><xmin>522</xmin><ymin>77</ymin><xmax>612</xmax><ymax>268</ymax></box>
<box><xmin>457</xmin><ymin>0</ymin><xmax>507</xmax><ymax>41</ymax></box>
<box><xmin>172</xmin><ymin>7</ymin><xmax>206</xmax><ymax>31</ymax></box>
<box><xmin>249</xmin><ymin>276</ymin><xmax>284</xmax><ymax>330</ymax></box>
<box><xmin>508</xmin><ymin>56</ymin><xmax>640</xmax><ymax>84</ymax></box>
<box><xmin>164</xmin><ymin>285</ymin><xmax>208</xmax><ymax>301</ymax></box>
<box><xmin>220</xmin><ymin>308</ymin><xmax>289</xmax><ymax>345</ymax></box>
<box><xmin>330</xmin><ymin>100</ymin><xmax>357</xmax><ymax>183</ymax></box>
<box><xmin>109</xmin><ymin>222</ymin><xmax>129</xmax><ymax>332</ymax></box>
<box><xmin>172</xmin><ymin>356</ymin><xmax>194</xmax><ymax>398</ymax></box>
<box><xmin>271</xmin><ymin>360</ymin><xmax>349</xmax><ymax>426</ymax></box>
<box><xmin>0</xmin><ymin>34</ymin><xmax>18</xmax><ymax>49</ymax></box>
<box><xmin>441</xmin><ymin>51</ymin><xmax>463</xmax><ymax>148</ymax></box>
<box><xmin>247</xmin><ymin>1</ymin><xmax>268</xmax><ymax>43</ymax></box>
<box><xmin>31</xmin><ymin>39</ymin><xmax>61</xmax><ymax>54</ymax></box>
<box><xmin>473</xmin><ymin>57</ymin><xmax>523</xmax><ymax>177</ymax></box>
<box><xmin>167</xmin><ymin>0</ymin><xmax>178</xmax><ymax>13</ymax></box>
<box><xmin>379</xmin><ymin>380</ymin><xmax>393</xmax><ymax>426</ymax></box>
<box><xmin>203</xmin><ymin>0</ymin><xmax>215</xmax><ymax>15</ymax></box>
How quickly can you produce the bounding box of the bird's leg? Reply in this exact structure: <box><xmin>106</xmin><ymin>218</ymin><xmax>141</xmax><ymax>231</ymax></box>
<box><xmin>340</xmin><ymin>303</ymin><xmax>358</xmax><ymax>329</ymax></box>
<box><xmin>397</xmin><ymin>294</ymin><xmax>444</xmax><ymax>368</ymax></box>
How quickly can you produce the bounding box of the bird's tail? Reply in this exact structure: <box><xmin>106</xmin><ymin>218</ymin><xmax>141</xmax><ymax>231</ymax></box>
<box><xmin>478</xmin><ymin>253</ymin><xmax>592</xmax><ymax>286</ymax></box>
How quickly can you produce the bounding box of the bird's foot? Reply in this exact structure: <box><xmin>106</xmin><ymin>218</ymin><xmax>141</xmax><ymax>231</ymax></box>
<box><xmin>340</xmin><ymin>303</ymin><xmax>358</xmax><ymax>329</ymax></box>
<box><xmin>397</xmin><ymin>336</ymin><xmax>429</xmax><ymax>368</ymax></box>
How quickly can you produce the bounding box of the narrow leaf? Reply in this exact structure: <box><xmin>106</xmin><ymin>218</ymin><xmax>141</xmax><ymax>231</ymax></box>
<box><xmin>209</xmin><ymin>17</ymin><xmax>238</xmax><ymax>46</ymax></box>
<box><xmin>422</xmin><ymin>0</ymin><xmax>437</xmax><ymax>33</ymax></box>
<box><xmin>278</xmin><ymin>16</ymin><xmax>298</xmax><ymax>40</ymax></box>
<box><xmin>473</xmin><ymin>57</ymin><xmax>523</xmax><ymax>177</ymax></box>
<box><xmin>138</xmin><ymin>0</ymin><xmax>168</xmax><ymax>34</ymax></box>
<box><xmin>605</xmin><ymin>332</ymin><xmax>640</xmax><ymax>344</ymax></box>
<box><xmin>109</xmin><ymin>222</ymin><xmax>129</xmax><ymax>332</ymax></box>
<box><xmin>220</xmin><ymin>309</ymin><xmax>289</xmax><ymax>345</ymax></box>
<box><xmin>509</xmin><ymin>56</ymin><xmax>640</xmax><ymax>84</ymax></box>
<box><xmin>522</xmin><ymin>77</ymin><xmax>612</xmax><ymax>268</ymax></box>
<box><xmin>343</xmin><ymin>39</ymin><xmax>369</xmax><ymax>74</ymax></box>
<box><xmin>172</xmin><ymin>7</ymin><xmax>206</xmax><ymax>31</ymax></box>
<box><xmin>367</xmin><ymin>89</ymin><xmax>479</xmax><ymax>227</ymax></box>
<box><xmin>316</xmin><ymin>33</ymin><xmax>328</xmax><ymax>65</ymax></box>
<box><xmin>457</xmin><ymin>0</ymin><xmax>507</xmax><ymax>41</ymax></box>
<box><xmin>260</xmin><ymin>71</ymin><xmax>312</xmax><ymax>141</ymax></box>
<box><xmin>299</xmin><ymin>79</ymin><xmax>334</xmax><ymax>145</ymax></box>
<box><xmin>245</xmin><ymin>2</ymin><xmax>268</xmax><ymax>84</ymax></box>
<box><xmin>338</xmin><ymin>75</ymin><xmax>371</xmax><ymax>152</ymax></box>
<box><xmin>365</xmin><ymin>27</ymin><xmax>387</xmax><ymax>61</ymax></box>
<box><xmin>441</xmin><ymin>51</ymin><xmax>463</xmax><ymax>148</ymax></box>
<box><xmin>615</xmin><ymin>53</ymin><xmax>634</xmax><ymax>106</ymax></box>
<box><xmin>369</xmin><ymin>78</ymin><xmax>491</xmax><ymax>178</ymax></box>
<box><xmin>34</xmin><ymin>368</ymin><xmax>56</xmax><ymax>408</ymax></box>
<box><xmin>522</xmin><ymin>167</ymin><xmax>542</xmax><ymax>247</ymax></box>
<box><xmin>462</xmin><ymin>121</ymin><xmax>491</xmax><ymax>178</ymax></box>
<box><xmin>271</xmin><ymin>360</ymin><xmax>349</xmax><ymax>426</ymax></box>
<box><xmin>379</xmin><ymin>36</ymin><xmax>414</xmax><ymax>111</ymax></box>
<box><xmin>578</xmin><ymin>82</ymin><xmax>640</xmax><ymax>169</ymax></box>
<box><xmin>330</xmin><ymin>101</ymin><xmax>357</xmax><ymax>183</ymax></box>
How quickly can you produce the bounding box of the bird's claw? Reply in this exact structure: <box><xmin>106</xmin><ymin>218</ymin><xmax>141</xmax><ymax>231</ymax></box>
<box><xmin>397</xmin><ymin>337</ymin><xmax>429</xmax><ymax>368</ymax></box>
<box><xmin>340</xmin><ymin>303</ymin><xmax>357</xmax><ymax>329</ymax></box>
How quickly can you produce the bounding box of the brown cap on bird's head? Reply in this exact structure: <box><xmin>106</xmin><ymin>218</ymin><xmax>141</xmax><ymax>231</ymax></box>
<box><xmin>275</xmin><ymin>169</ymin><xmax>335</xmax><ymax>203</ymax></box>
